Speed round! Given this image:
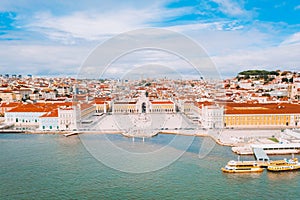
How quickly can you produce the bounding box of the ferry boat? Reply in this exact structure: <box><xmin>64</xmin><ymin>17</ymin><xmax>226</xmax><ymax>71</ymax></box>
<box><xmin>221</xmin><ymin>160</ymin><xmax>264</xmax><ymax>173</ymax></box>
<box><xmin>267</xmin><ymin>158</ymin><xmax>300</xmax><ymax>172</ymax></box>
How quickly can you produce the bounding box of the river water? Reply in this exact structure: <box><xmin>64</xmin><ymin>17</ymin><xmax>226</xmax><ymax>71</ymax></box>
<box><xmin>1</xmin><ymin>134</ymin><xmax>299</xmax><ymax>199</ymax></box>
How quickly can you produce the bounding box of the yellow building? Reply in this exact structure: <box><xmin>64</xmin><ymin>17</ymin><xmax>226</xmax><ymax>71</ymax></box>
<box><xmin>113</xmin><ymin>101</ymin><xmax>138</xmax><ymax>113</ymax></box>
<box><xmin>224</xmin><ymin>103</ymin><xmax>300</xmax><ymax>128</ymax></box>
<box><xmin>150</xmin><ymin>101</ymin><xmax>175</xmax><ymax>113</ymax></box>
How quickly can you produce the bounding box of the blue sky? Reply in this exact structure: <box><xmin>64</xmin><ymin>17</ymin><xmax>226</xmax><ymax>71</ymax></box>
<box><xmin>0</xmin><ymin>0</ymin><xmax>300</xmax><ymax>78</ymax></box>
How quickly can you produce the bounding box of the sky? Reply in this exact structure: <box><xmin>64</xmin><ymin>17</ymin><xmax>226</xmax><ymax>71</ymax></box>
<box><xmin>0</xmin><ymin>0</ymin><xmax>300</xmax><ymax>79</ymax></box>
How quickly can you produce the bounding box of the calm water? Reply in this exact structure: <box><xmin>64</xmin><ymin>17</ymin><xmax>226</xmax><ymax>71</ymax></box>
<box><xmin>1</xmin><ymin>134</ymin><xmax>299</xmax><ymax>200</ymax></box>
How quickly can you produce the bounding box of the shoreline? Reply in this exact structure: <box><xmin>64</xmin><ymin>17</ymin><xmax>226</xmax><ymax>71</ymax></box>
<box><xmin>1</xmin><ymin>128</ymin><xmax>300</xmax><ymax>156</ymax></box>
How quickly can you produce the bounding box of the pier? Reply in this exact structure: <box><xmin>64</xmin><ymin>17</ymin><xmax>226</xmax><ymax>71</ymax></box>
<box><xmin>251</xmin><ymin>143</ymin><xmax>300</xmax><ymax>155</ymax></box>
<box><xmin>63</xmin><ymin>131</ymin><xmax>80</xmax><ymax>137</ymax></box>
<box><xmin>253</xmin><ymin>148</ymin><xmax>270</xmax><ymax>162</ymax></box>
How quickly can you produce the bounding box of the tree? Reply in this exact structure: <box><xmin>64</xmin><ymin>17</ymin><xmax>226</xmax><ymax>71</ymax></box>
<box><xmin>282</xmin><ymin>78</ymin><xmax>288</xmax><ymax>83</ymax></box>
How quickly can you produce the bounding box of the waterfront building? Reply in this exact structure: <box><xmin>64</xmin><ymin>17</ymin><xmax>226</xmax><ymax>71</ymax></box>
<box><xmin>223</xmin><ymin>103</ymin><xmax>300</xmax><ymax>128</ymax></box>
<box><xmin>201</xmin><ymin>104</ymin><xmax>224</xmax><ymax>129</ymax></box>
<box><xmin>112</xmin><ymin>91</ymin><xmax>175</xmax><ymax>114</ymax></box>
<box><xmin>58</xmin><ymin>106</ymin><xmax>77</xmax><ymax>130</ymax></box>
<box><xmin>4</xmin><ymin>102</ymin><xmax>73</xmax><ymax>127</ymax></box>
<box><xmin>5</xmin><ymin>104</ymin><xmax>50</xmax><ymax>126</ymax></box>
<box><xmin>39</xmin><ymin>109</ymin><xmax>59</xmax><ymax>130</ymax></box>
<box><xmin>112</xmin><ymin>101</ymin><xmax>138</xmax><ymax>113</ymax></box>
<box><xmin>149</xmin><ymin>100</ymin><xmax>175</xmax><ymax>113</ymax></box>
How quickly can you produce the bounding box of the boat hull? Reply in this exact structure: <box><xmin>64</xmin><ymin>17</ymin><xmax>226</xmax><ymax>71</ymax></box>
<box><xmin>221</xmin><ymin>167</ymin><xmax>264</xmax><ymax>173</ymax></box>
<box><xmin>267</xmin><ymin>165</ymin><xmax>300</xmax><ymax>172</ymax></box>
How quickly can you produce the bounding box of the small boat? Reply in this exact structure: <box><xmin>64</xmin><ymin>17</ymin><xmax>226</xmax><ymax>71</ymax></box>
<box><xmin>267</xmin><ymin>158</ymin><xmax>300</xmax><ymax>172</ymax></box>
<box><xmin>221</xmin><ymin>160</ymin><xmax>264</xmax><ymax>173</ymax></box>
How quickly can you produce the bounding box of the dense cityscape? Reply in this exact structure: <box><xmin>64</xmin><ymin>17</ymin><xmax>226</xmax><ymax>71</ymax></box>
<box><xmin>0</xmin><ymin>70</ymin><xmax>300</xmax><ymax>132</ymax></box>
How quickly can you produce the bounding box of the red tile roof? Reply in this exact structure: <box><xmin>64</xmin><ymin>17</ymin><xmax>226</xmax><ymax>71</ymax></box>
<box><xmin>0</xmin><ymin>102</ymin><xmax>21</xmax><ymax>108</ymax></box>
<box><xmin>7</xmin><ymin>102</ymin><xmax>73</xmax><ymax>113</ymax></box>
<box><xmin>40</xmin><ymin>109</ymin><xmax>58</xmax><ymax>118</ymax></box>
<box><xmin>224</xmin><ymin>103</ymin><xmax>300</xmax><ymax>115</ymax></box>
<box><xmin>151</xmin><ymin>101</ymin><xmax>174</xmax><ymax>104</ymax></box>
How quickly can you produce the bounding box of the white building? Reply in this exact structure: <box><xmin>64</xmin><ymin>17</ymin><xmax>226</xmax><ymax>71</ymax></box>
<box><xmin>201</xmin><ymin>105</ymin><xmax>224</xmax><ymax>129</ymax></box>
<box><xmin>58</xmin><ymin>107</ymin><xmax>77</xmax><ymax>130</ymax></box>
<box><xmin>5</xmin><ymin>104</ymin><xmax>48</xmax><ymax>126</ymax></box>
<box><xmin>39</xmin><ymin>109</ymin><xmax>59</xmax><ymax>130</ymax></box>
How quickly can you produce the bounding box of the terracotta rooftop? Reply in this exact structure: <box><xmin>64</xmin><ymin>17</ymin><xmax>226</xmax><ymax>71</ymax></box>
<box><xmin>0</xmin><ymin>102</ymin><xmax>21</xmax><ymax>108</ymax></box>
<box><xmin>224</xmin><ymin>103</ymin><xmax>300</xmax><ymax>115</ymax></box>
<box><xmin>40</xmin><ymin>109</ymin><xmax>58</xmax><ymax>118</ymax></box>
<box><xmin>7</xmin><ymin>102</ymin><xmax>73</xmax><ymax>113</ymax></box>
<box><xmin>195</xmin><ymin>101</ymin><xmax>214</xmax><ymax>107</ymax></box>
<box><xmin>151</xmin><ymin>101</ymin><xmax>174</xmax><ymax>104</ymax></box>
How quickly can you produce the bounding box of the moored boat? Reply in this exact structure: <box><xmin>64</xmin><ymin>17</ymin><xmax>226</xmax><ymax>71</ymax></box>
<box><xmin>221</xmin><ymin>160</ymin><xmax>264</xmax><ymax>173</ymax></box>
<box><xmin>267</xmin><ymin>158</ymin><xmax>300</xmax><ymax>172</ymax></box>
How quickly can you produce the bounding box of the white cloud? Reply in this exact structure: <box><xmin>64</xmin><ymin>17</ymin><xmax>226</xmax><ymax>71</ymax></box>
<box><xmin>0</xmin><ymin>43</ymin><xmax>90</xmax><ymax>75</ymax></box>
<box><xmin>25</xmin><ymin>5</ymin><xmax>192</xmax><ymax>43</ymax></box>
<box><xmin>280</xmin><ymin>32</ymin><xmax>300</xmax><ymax>46</ymax></box>
<box><xmin>0</xmin><ymin>0</ymin><xmax>299</xmax><ymax>78</ymax></box>
<box><xmin>212</xmin><ymin>0</ymin><xmax>247</xmax><ymax>17</ymax></box>
<box><xmin>212</xmin><ymin>43</ymin><xmax>300</xmax><ymax>77</ymax></box>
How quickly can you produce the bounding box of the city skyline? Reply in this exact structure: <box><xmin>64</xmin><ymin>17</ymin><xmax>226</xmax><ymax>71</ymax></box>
<box><xmin>1</xmin><ymin>1</ymin><xmax>300</xmax><ymax>78</ymax></box>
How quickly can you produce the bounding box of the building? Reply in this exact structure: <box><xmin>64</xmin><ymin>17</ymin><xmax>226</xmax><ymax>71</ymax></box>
<box><xmin>112</xmin><ymin>91</ymin><xmax>175</xmax><ymax>114</ymax></box>
<box><xmin>224</xmin><ymin>103</ymin><xmax>300</xmax><ymax>128</ymax></box>
<box><xmin>149</xmin><ymin>100</ymin><xmax>175</xmax><ymax>113</ymax></box>
<box><xmin>112</xmin><ymin>101</ymin><xmax>137</xmax><ymax>113</ymax></box>
<box><xmin>201</xmin><ymin>104</ymin><xmax>224</xmax><ymax>129</ymax></box>
<box><xmin>39</xmin><ymin>109</ymin><xmax>59</xmax><ymax>130</ymax></box>
<box><xmin>5</xmin><ymin>102</ymin><xmax>73</xmax><ymax>127</ymax></box>
<box><xmin>58</xmin><ymin>106</ymin><xmax>77</xmax><ymax>130</ymax></box>
<box><xmin>94</xmin><ymin>97</ymin><xmax>111</xmax><ymax>113</ymax></box>
<box><xmin>0</xmin><ymin>90</ymin><xmax>16</xmax><ymax>102</ymax></box>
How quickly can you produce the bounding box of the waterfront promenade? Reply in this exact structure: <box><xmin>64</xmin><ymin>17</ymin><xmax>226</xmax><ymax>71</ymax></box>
<box><xmin>2</xmin><ymin>113</ymin><xmax>300</xmax><ymax>156</ymax></box>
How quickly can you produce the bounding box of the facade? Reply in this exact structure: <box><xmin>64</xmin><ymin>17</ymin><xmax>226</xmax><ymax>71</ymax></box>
<box><xmin>112</xmin><ymin>101</ymin><xmax>137</xmax><ymax>113</ymax></box>
<box><xmin>5</xmin><ymin>104</ymin><xmax>50</xmax><ymax>126</ymax></box>
<box><xmin>149</xmin><ymin>101</ymin><xmax>175</xmax><ymax>113</ymax></box>
<box><xmin>39</xmin><ymin>109</ymin><xmax>59</xmax><ymax>130</ymax></box>
<box><xmin>112</xmin><ymin>92</ymin><xmax>175</xmax><ymax>114</ymax></box>
<box><xmin>201</xmin><ymin>105</ymin><xmax>224</xmax><ymax>129</ymax></box>
<box><xmin>95</xmin><ymin>101</ymin><xmax>108</xmax><ymax>113</ymax></box>
<box><xmin>4</xmin><ymin>102</ymin><xmax>73</xmax><ymax>127</ymax></box>
<box><xmin>94</xmin><ymin>97</ymin><xmax>111</xmax><ymax>113</ymax></box>
<box><xmin>224</xmin><ymin>103</ymin><xmax>300</xmax><ymax>128</ymax></box>
<box><xmin>58</xmin><ymin>107</ymin><xmax>77</xmax><ymax>130</ymax></box>
<box><xmin>40</xmin><ymin>106</ymin><xmax>78</xmax><ymax>131</ymax></box>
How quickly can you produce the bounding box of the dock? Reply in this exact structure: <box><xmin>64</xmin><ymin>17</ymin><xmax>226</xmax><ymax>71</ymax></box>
<box><xmin>251</xmin><ymin>143</ymin><xmax>300</xmax><ymax>154</ymax></box>
<box><xmin>63</xmin><ymin>131</ymin><xmax>80</xmax><ymax>137</ymax></box>
<box><xmin>253</xmin><ymin>148</ymin><xmax>270</xmax><ymax>162</ymax></box>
